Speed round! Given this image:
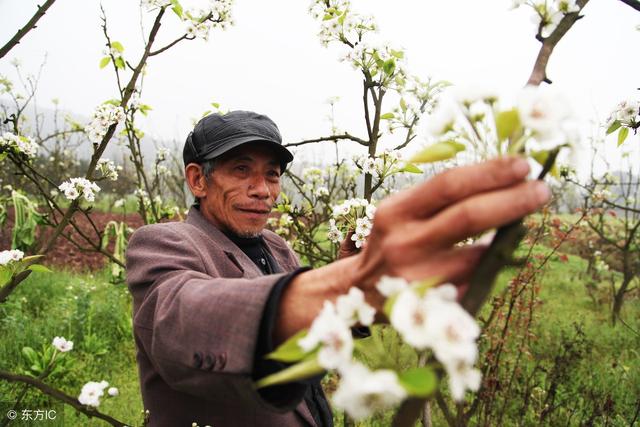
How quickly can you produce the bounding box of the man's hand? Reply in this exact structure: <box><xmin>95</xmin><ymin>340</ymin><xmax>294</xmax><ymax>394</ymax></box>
<box><xmin>275</xmin><ymin>156</ymin><xmax>550</xmax><ymax>344</ymax></box>
<box><xmin>349</xmin><ymin>156</ymin><xmax>548</xmax><ymax>305</ymax></box>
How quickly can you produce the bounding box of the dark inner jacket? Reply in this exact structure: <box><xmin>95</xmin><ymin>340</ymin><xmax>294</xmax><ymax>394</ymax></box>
<box><xmin>224</xmin><ymin>231</ymin><xmax>333</xmax><ymax>427</ymax></box>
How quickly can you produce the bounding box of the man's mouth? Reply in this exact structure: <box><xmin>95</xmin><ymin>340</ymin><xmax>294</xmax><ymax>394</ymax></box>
<box><xmin>236</xmin><ymin>207</ymin><xmax>271</xmax><ymax>215</ymax></box>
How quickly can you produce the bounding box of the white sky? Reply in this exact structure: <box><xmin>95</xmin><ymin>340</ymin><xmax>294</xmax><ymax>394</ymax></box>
<box><xmin>1</xmin><ymin>0</ymin><xmax>639</xmax><ymax>173</ymax></box>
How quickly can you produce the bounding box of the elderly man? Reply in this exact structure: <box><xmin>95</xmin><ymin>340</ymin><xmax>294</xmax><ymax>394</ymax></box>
<box><xmin>126</xmin><ymin>110</ymin><xmax>549</xmax><ymax>426</ymax></box>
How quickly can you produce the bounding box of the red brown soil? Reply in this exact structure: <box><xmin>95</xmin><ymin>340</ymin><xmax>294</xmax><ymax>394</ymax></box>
<box><xmin>1</xmin><ymin>210</ymin><xmax>148</xmax><ymax>272</ymax></box>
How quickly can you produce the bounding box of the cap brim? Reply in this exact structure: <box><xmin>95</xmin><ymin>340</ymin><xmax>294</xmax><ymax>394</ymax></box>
<box><xmin>200</xmin><ymin>136</ymin><xmax>293</xmax><ymax>168</ymax></box>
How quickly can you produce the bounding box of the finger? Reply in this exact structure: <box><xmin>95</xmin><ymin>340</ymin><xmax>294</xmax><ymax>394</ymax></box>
<box><xmin>405</xmin><ymin>180</ymin><xmax>550</xmax><ymax>249</ymax></box>
<box><xmin>385</xmin><ymin>244</ymin><xmax>487</xmax><ymax>284</ymax></box>
<box><xmin>375</xmin><ymin>156</ymin><xmax>531</xmax><ymax>226</ymax></box>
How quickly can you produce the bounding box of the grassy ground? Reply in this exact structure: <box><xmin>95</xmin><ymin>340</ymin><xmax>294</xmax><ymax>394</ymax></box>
<box><xmin>0</xmin><ymin>241</ymin><xmax>638</xmax><ymax>426</ymax></box>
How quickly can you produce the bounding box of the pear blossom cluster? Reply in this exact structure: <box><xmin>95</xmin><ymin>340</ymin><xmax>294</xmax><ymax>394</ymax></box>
<box><xmin>268</xmin><ymin>213</ymin><xmax>294</xmax><ymax>237</ymax></box>
<box><xmin>382</xmin><ymin>278</ymin><xmax>482</xmax><ymax>401</ymax></box>
<box><xmin>426</xmin><ymin>84</ymin><xmax>572</xmax><ymax>156</ymax></box>
<box><xmin>156</xmin><ymin>147</ymin><xmax>170</xmax><ymax>162</ymax></box>
<box><xmin>329</xmin><ymin>198</ymin><xmax>375</xmax><ymax>247</ymax></box>
<box><xmin>52</xmin><ymin>336</ymin><xmax>73</xmax><ymax>352</ymax></box>
<box><xmin>85</xmin><ymin>103</ymin><xmax>125</xmax><ymax>144</ymax></box>
<box><xmin>58</xmin><ymin>178</ymin><xmax>101</xmax><ymax>203</ymax></box>
<box><xmin>352</xmin><ymin>149</ymin><xmax>403</xmax><ymax>179</ymax></box>
<box><xmin>0</xmin><ymin>131</ymin><xmax>38</xmax><ymax>159</ymax></box>
<box><xmin>0</xmin><ymin>249</ymin><xmax>24</xmax><ymax>266</ymax></box>
<box><xmin>308</xmin><ymin>0</ymin><xmax>376</xmax><ymax>47</ymax></box>
<box><xmin>511</xmin><ymin>0</ymin><xmax>581</xmax><ymax>38</ymax></box>
<box><xmin>183</xmin><ymin>0</ymin><xmax>235</xmax><ymax>41</ymax></box>
<box><xmin>97</xmin><ymin>158</ymin><xmax>121</xmax><ymax>181</ymax></box>
<box><xmin>605</xmin><ymin>99</ymin><xmax>639</xmax><ymax>129</ymax></box>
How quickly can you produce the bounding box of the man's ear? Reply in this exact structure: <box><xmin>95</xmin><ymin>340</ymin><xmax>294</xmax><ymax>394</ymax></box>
<box><xmin>185</xmin><ymin>163</ymin><xmax>208</xmax><ymax>199</ymax></box>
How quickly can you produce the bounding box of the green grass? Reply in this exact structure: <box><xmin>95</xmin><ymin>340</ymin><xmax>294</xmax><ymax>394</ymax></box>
<box><xmin>0</xmin><ymin>269</ymin><xmax>143</xmax><ymax>426</ymax></box>
<box><xmin>0</xmin><ymin>242</ymin><xmax>638</xmax><ymax>426</ymax></box>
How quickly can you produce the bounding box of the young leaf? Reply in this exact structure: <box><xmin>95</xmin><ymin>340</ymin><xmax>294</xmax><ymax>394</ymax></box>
<box><xmin>400</xmin><ymin>98</ymin><xmax>407</xmax><ymax>113</ymax></box>
<box><xmin>390</xmin><ymin>49</ymin><xmax>404</xmax><ymax>59</ymax></box>
<box><xmin>495</xmin><ymin>109</ymin><xmax>521</xmax><ymax>142</ymax></box>
<box><xmin>399</xmin><ymin>163</ymin><xmax>422</xmax><ymax>174</ymax></box>
<box><xmin>383</xmin><ymin>59</ymin><xmax>396</xmax><ymax>76</ymax></box>
<box><xmin>265</xmin><ymin>329</ymin><xmax>310</xmax><ymax>363</ymax></box>
<box><xmin>111</xmin><ymin>41</ymin><xmax>124</xmax><ymax>53</ymax></box>
<box><xmin>531</xmin><ymin>150</ymin><xmax>558</xmax><ymax>177</ymax></box>
<box><xmin>99</xmin><ymin>56</ymin><xmax>111</xmax><ymax>69</ymax></box>
<box><xmin>115</xmin><ymin>57</ymin><xmax>126</xmax><ymax>70</ymax></box>
<box><xmin>28</xmin><ymin>264</ymin><xmax>52</xmax><ymax>273</ymax></box>
<box><xmin>410</xmin><ymin>141</ymin><xmax>465</xmax><ymax>164</ymax></box>
<box><xmin>380</xmin><ymin>112</ymin><xmax>395</xmax><ymax>120</ymax></box>
<box><xmin>0</xmin><ymin>266</ymin><xmax>12</xmax><ymax>287</ymax></box>
<box><xmin>170</xmin><ymin>0</ymin><xmax>183</xmax><ymax>18</ymax></box>
<box><xmin>398</xmin><ymin>367</ymin><xmax>438</xmax><ymax>397</ymax></box>
<box><xmin>255</xmin><ymin>358</ymin><xmax>323</xmax><ymax>389</ymax></box>
<box><xmin>606</xmin><ymin>120</ymin><xmax>621</xmax><ymax>135</ymax></box>
<box><xmin>617</xmin><ymin>127</ymin><xmax>629</xmax><ymax>146</ymax></box>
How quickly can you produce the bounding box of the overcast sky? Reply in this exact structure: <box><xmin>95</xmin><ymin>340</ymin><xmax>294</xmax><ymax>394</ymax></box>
<box><xmin>1</xmin><ymin>0</ymin><xmax>638</xmax><ymax>173</ymax></box>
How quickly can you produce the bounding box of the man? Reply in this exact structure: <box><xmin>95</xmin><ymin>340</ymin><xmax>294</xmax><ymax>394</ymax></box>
<box><xmin>126</xmin><ymin>110</ymin><xmax>549</xmax><ymax>426</ymax></box>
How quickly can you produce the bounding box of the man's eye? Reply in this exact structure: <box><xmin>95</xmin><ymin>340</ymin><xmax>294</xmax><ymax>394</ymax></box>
<box><xmin>235</xmin><ymin>165</ymin><xmax>248</xmax><ymax>172</ymax></box>
<box><xmin>268</xmin><ymin>170</ymin><xmax>281</xmax><ymax>179</ymax></box>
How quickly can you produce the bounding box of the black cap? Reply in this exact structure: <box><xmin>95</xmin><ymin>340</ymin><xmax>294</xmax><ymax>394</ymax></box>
<box><xmin>183</xmin><ymin>110</ymin><xmax>294</xmax><ymax>171</ymax></box>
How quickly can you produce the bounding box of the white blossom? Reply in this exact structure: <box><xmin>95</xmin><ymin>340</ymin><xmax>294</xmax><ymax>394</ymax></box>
<box><xmin>58</xmin><ymin>178</ymin><xmax>101</xmax><ymax>203</ymax></box>
<box><xmin>85</xmin><ymin>103</ymin><xmax>125</xmax><ymax>144</ymax></box>
<box><xmin>443</xmin><ymin>359</ymin><xmax>482</xmax><ymax>402</ymax></box>
<box><xmin>327</xmin><ymin>219</ymin><xmax>343</xmax><ymax>243</ymax></box>
<box><xmin>333</xmin><ymin>362</ymin><xmax>407</xmax><ymax>420</ymax></box>
<box><xmin>52</xmin><ymin>336</ymin><xmax>73</xmax><ymax>352</ymax></box>
<box><xmin>375</xmin><ymin>275</ymin><xmax>409</xmax><ymax>297</ymax></box>
<box><xmin>97</xmin><ymin>158</ymin><xmax>120</xmax><ymax>181</ymax></box>
<box><xmin>0</xmin><ymin>132</ymin><xmax>38</xmax><ymax>158</ymax></box>
<box><xmin>336</xmin><ymin>287</ymin><xmax>376</xmax><ymax>327</ymax></box>
<box><xmin>0</xmin><ymin>249</ymin><xmax>24</xmax><ymax>266</ymax></box>
<box><xmin>107</xmin><ymin>387</ymin><xmax>119</xmax><ymax>397</ymax></box>
<box><xmin>517</xmin><ymin>85</ymin><xmax>570</xmax><ymax>141</ymax></box>
<box><xmin>298</xmin><ymin>301</ymin><xmax>353</xmax><ymax>370</ymax></box>
<box><xmin>78</xmin><ymin>380</ymin><xmax>109</xmax><ymax>407</ymax></box>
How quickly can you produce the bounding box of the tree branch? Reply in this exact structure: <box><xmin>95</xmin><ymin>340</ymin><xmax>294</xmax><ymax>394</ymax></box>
<box><xmin>527</xmin><ymin>0</ymin><xmax>589</xmax><ymax>85</ymax></box>
<box><xmin>0</xmin><ymin>0</ymin><xmax>58</xmax><ymax>59</ymax></box>
<box><xmin>0</xmin><ymin>370</ymin><xmax>128</xmax><ymax>426</ymax></box>
<box><xmin>284</xmin><ymin>133</ymin><xmax>368</xmax><ymax>148</ymax></box>
<box><xmin>617</xmin><ymin>0</ymin><xmax>640</xmax><ymax>12</ymax></box>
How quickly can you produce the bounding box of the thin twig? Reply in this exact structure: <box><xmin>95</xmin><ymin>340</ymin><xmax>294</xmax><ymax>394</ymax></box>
<box><xmin>0</xmin><ymin>0</ymin><xmax>58</xmax><ymax>59</ymax></box>
<box><xmin>284</xmin><ymin>133</ymin><xmax>368</xmax><ymax>148</ymax></box>
<box><xmin>0</xmin><ymin>370</ymin><xmax>128</xmax><ymax>426</ymax></box>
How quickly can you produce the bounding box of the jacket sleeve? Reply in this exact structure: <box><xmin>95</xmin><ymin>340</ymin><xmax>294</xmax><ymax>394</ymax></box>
<box><xmin>126</xmin><ymin>224</ymin><xmax>293</xmax><ymax>407</ymax></box>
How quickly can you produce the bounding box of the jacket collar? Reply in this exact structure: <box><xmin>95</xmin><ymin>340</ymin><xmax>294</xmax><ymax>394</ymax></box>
<box><xmin>185</xmin><ymin>206</ymin><xmax>288</xmax><ymax>276</ymax></box>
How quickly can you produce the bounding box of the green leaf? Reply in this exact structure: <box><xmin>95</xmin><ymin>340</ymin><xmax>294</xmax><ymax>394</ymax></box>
<box><xmin>382</xmin><ymin>59</ymin><xmax>396</xmax><ymax>75</ymax></box>
<box><xmin>111</xmin><ymin>41</ymin><xmax>124</xmax><ymax>53</ymax></box>
<box><xmin>0</xmin><ymin>266</ymin><xmax>12</xmax><ymax>287</ymax></box>
<box><xmin>114</xmin><ymin>57</ymin><xmax>126</xmax><ymax>70</ymax></box>
<box><xmin>606</xmin><ymin>120</ymin><xmax>621</xmax><ymax>135</ymax></box>
<box><xmin>410</xmin><ymin>140</ymin><xmax>465</xmax><ymax>164</ymax></box>
<box><xmin>28</xmin><ymin>264</ymin><xmax>52</xmax><ymax>273</ymax></box>
<box><xmin>617</xmin><ymin>127</ymin><xmax>629</xmax><ymax>146</ymax></box>
<box><xmin>495</xmin><ymin>109</ymin><xmax>521</xmax><ymax>141</ymax></box>
<box><xmin>22</xmin><ymin>347</ymin><xmax>38</xmax><ymax>365</ymax></box>
<box><xmin>99</xmin><ymin>56</ymin><xmax>111</xmax><ymax>69</ymax></box>
<box><xmin>399</xmin><ymin>163</ymin><xmax>422</xmax><ymax>174</ymax></box>
<box><xmin>390</xmin><ymin>49</ymin><xmax>404</xmax><ymax>59</ymax></box>
<box><xmin>170</xmin><ymin>0</ymin><xmax>183</xmax><ymax>18</ymax></box>
<box><xmin>398</xmin><ymin>367</ymin><xmax>438</xmax><ymax>397</ymax></box>
<box><xmin>380</xmin><ymin>112</ymin><xmax>395</xmax><ymax>120</ymax></box>
<box><xmin>265</xmin><ymin>329</ymin><xmax>310</xmax><ymax>363</ymax></box>
<box><xmin>255</xmin><ymin>357</ymin><xmax>323</xmax><ymax>389</ymax></box>
<box><xmin>531</xmin><ymin>150</ymin><xmax>558</xmax><ymax>177</ymax></box>
<box><xmin>400</xmin><ymin>98</ymin><xmax>407</xmax><ymax>113</ymax></box>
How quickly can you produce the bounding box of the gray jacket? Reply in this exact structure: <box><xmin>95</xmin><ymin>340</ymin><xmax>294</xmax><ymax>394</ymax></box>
<box><xmin>126</xmin><ymin>207</ymin><xmax>316</xmax><ymax>426</ymax></box>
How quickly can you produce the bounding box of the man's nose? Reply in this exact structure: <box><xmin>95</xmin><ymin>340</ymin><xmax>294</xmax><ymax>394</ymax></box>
<box><xmin>248</xmin><ymin>175</ymin><xmax>270</xmax><ymax>199</ymax></box>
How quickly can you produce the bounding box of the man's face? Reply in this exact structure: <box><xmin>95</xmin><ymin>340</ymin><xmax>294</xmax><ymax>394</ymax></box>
<box><xmin>199</xmin><ymin>142</ymin><xmax>282</xmax><ymax>238</ymax></box>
